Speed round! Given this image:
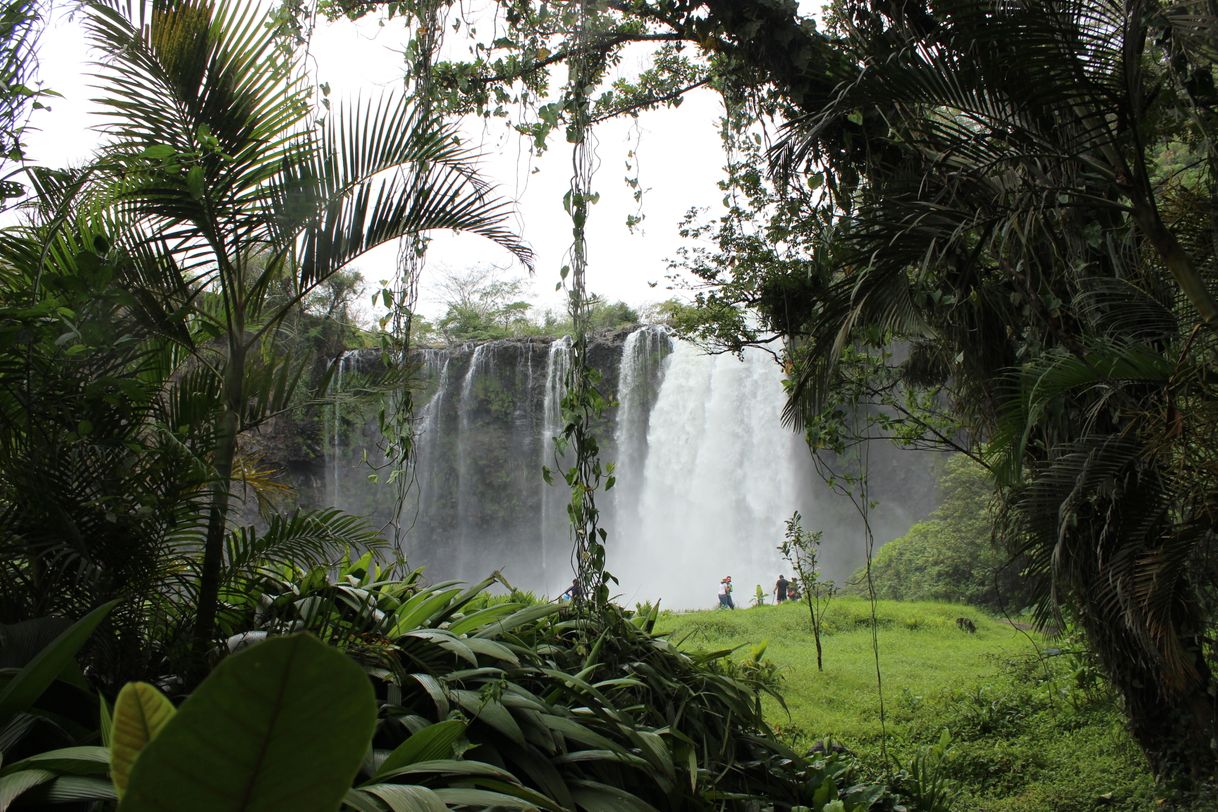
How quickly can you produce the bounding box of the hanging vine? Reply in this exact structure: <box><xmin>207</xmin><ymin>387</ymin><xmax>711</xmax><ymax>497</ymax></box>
<box><xmin>558</xmin><ymin>0</ymin><xmax>612</xmax><ymax>615</ymax></box>
<box><xmin>374</xmin><ymin>1</ymin><xmax>444</xmax><ymax>560</ymax></box>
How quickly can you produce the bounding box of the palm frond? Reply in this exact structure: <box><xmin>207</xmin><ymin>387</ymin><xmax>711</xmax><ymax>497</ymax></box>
<box><xmin>221</xmin><ymin>508</ymin><xmax>384</xmax><ymax>585</ymax></box>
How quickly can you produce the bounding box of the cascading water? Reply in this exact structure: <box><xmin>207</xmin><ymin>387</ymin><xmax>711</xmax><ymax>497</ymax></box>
<box><xmin>610</xmin><ymin>325</ymin><xmax>670</xmax><ymax>524</ymax></box>
<box><xmin>454</xmin><ymin>344</ymin><xmax>489</xmax><ymax>575</ymax></box>
<box><xmin>321</xmin><ymin>327</ymin><xmax>938</xmax><ymax>607</ymax></box>
<box><xmin>606</xmin><ymin>338</ymin><xmax>823</xmax><ymax>609</ymax></box>
<box><xmin>539</xmin><ymin>336</ymin><xmax>572</xmax><ymax>594</ymax></box>
<box><xmin>402</xmin><ymin>348</ymin><xmax>451</xmax><ymax>559</ymax></box>
<box><xmin>329</xmin><ymin>350</ymin><xmax>357</xmax><ymax>508</ymax></box>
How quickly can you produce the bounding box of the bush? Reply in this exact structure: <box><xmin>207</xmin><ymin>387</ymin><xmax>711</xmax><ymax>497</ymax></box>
<box><xmin>851</xmin><ymin>455</ymin><xmax>1030</xmax><ymax>611</ymax></box>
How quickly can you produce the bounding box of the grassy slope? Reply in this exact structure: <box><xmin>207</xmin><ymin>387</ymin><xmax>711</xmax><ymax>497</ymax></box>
<box><xmin>656</xmin><ymin>597</ymin><xmax>1160</xmax><ymax>811</ymax></box>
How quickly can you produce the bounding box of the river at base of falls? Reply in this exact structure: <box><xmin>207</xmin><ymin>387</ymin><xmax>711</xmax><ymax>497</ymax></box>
<box><xmin>325</xmin><ymin>327</ymin><xmax>938</xmax><ymax>611</ymax></box>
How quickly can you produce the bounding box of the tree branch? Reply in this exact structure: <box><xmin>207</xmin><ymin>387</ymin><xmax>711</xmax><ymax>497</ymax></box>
<box><xmin>590</xmin><ymin>77</ymin><xmax>711</xmax><ymax>124</ymax></box>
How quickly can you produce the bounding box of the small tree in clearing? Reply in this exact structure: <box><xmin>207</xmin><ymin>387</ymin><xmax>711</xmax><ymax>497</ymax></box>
<box><xmin>780</xmin><ymin>511</ymin><xmax>835</xmax><ymax>672</ymax></box>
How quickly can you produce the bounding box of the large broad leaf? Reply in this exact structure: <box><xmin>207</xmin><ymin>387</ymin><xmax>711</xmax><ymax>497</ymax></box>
<box><xmin>430</xmin><ymin>787</ymin><xmax>551</xmax><ymax>809</ymax></box>
<box><xmin>120</xmin><ymin>634</ymin><xmax>375</xmax><ymax>812</ymax></box>
<box><xmin>110</xmin><ymin>682</ymin><xmax>177</xmax><ymax>799</ymax></box>
<box><xmin>0</xmin><ymin>601</ymin><xmax>118</xmax><ymax>725</ymax></box>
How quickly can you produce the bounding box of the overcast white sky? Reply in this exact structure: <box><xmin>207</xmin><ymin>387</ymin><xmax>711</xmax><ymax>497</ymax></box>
<box><xmin>27</xmin><ymin>3</ymin><xmax>735</xmax><ymax>322</ymax></box>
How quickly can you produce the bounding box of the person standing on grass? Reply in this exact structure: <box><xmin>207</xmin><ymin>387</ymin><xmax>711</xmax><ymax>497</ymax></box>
<box><xmin>718</xmin><ymin>576</ymin><xmax>735</xmax><ymax>609</ymax></box>
<box><xmin>774</xmin><ymin>574</ymin><xmax>789</xmax><ymax>604</ymax></box>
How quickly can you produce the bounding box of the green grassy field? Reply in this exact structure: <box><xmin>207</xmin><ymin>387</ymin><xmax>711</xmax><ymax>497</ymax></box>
<box><xmin>656</xmin><ymin>597</ymin><xmax>1163</xmax><ymax>811</ymax></box>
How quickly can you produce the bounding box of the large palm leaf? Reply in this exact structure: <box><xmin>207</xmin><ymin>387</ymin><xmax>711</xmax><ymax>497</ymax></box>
<box><xmin>67</xmin><ymin>0</ymin><xmax>534</xmax><ymax>675</ymax></box>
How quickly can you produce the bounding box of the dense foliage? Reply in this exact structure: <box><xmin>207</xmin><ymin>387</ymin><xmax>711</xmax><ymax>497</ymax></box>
<box><xmin>318</xmin><ymin>0</ymin><xmax>1218</xmax><ymax>781</ymax></box>
<box><xmin>0</xmin><ymin>3</ymin><xmax>934</xmax><ymax>810</ymax></box>
<box><xmin>2</xmin><ymin>557</ymin><xmax>908</xmax><ymax>810</ymax></box>
<box><xmin>855</xmin><ymin>456</ymin><xmax>1029</xmax><ymax>613</ymax></box>
<box><xmin>8</xmin><ymin>0</ymin><xmax>1218</xmax><ymax>804</ymax></box>
<box><xmin>0</xmin><ymin>0</ymin><xmax>529</xmax><ymax>689</ymax></box>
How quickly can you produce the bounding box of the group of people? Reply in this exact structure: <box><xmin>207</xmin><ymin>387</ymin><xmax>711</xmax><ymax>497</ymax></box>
<box><xmin>717</xmin><ymin>574</ymin><xmax>802</xmax><ymax>609</ymax></box>
<box><xmin>773</xmin><ymin>573</ymin><xmax>801</xmax><ymax>603</ymax></box>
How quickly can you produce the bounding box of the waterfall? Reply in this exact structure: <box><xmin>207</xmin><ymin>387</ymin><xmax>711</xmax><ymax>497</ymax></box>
<box><xmin>329</xmin><ymin>350</ymin><xmax>357</xmax><ymax>508</ymax></box>
<box><xmin>609</xmin><ymin>326</ymin><xmax>671</xmax><ymax>544</ymax></box>
<box><xmin>454</xmin><ymin>344</ymin><xmax>489</xmax><ymax>578</ymax></box>
<box><xmin>404</xmin><ymin>349</ymin><xmax>451</xmax><ymax>561</ymax></box>
<box><xmin>607</xmin><ymin>340</ymin><xmax>819</xmax><ymax>609</ymax></box>
<box><xmin>320</xmin><ymin>329</ymin><xmax>938</xmax><ymax>607</ymax></box>
<box><xmin>539</xmin><ymin>336</ymin><xmax>572</xmax><ymax>594</ymax></box>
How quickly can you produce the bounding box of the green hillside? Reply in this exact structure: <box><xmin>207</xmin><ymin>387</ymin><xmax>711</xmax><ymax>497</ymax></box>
<box><xmin>658</xmin><ymin>598</ymin><xmax>1163</xmax><ymax>811</ymax></box>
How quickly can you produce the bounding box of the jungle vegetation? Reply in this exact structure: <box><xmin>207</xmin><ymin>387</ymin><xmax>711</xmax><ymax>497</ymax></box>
<box><xmin>3</xmin><ymin>0</ymin><xmax>1218</xmax><ymax>809</ymax></box>
<box><xmin>310</xmin><ymin>0</ymin><xmax>1218</xmax><ymax>785</ymax></box>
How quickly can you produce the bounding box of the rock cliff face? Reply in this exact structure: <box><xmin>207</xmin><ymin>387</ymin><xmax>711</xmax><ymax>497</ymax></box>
<box><xmin>257</xmin><ymin>327</ymin><xmax>941</xmax><ymax>608</ymax></box>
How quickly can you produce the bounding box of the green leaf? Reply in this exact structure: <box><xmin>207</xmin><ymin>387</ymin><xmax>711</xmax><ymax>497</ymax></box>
<box><xmin>140</xmin><ymin>144</ymin><xmax>176</xmax><ymax>161</ymax></box>
<box><xmin>25</xmin><ymin>775</ymin><xmax>116</xmax><ymax>804</ymax></box>
<box><xmin>120</xmin><ymin>634</ymin><xmax>375</xmax><ymax>812</ymax></box>
<box><xmin>374</xmin><ymin>720</ymin><xmax>465</xmax><ymax>778</ymax></box>
<box><xmin>567</xmin><ymin>779</ymin><xmax>658</xmax><ymax>812</ymax></box>
<box><xmin>349</xmin><ymin>784</ymin><xmax>446</xmax><ymax>812</ymax></box>
<box><xmin>186</xmin><ymin>166</ymin><xmax>204</xmax><ymax>201</ymax></box>
<box><xmin>431</xmin><ymin>787</ymin><xmax>543</xmax><ymax>809</ymax></box>
<box><xmin>389</xmin><ymin>587</ymin><xmax>463</xmax><ymax>636</ymax></box>
<box><xmin>0</xmin><ymin>600</ymin><xmax>118</xmax><ymax>724</ymax></box>
<box><xmin>0</xmin><ymin>769</ymin><xmax>54</xmax><ymax>808</ymax></box>
<box><xmin>0</xmin><ymin>746</ymin><xmax>111</xmax><ymax>776</ymax></box>
<box><xmin>110</xmin><ymin>682</ymin><xmax>177</xmax><ymax>799</ymax></box>
<box><xmin>370</xmin><ymin>759</ymin><xmax>517</xmax><ymax>784</ymax></box>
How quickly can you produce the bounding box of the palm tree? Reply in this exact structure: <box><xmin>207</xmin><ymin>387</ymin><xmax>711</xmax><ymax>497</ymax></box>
<box><xmin>67</xmin><ymin>0</ymin><xmax>532</xmax><ymax>681</ymax></box>
<box><xmin>0</xmin><ymin>0</ymin><xmax>40</xmax><ymax>203</ymax></box>
<box><xmin>771</xmin><ymin>0</ymin><xmax>1218</xmax><ymax>776</ymax></box>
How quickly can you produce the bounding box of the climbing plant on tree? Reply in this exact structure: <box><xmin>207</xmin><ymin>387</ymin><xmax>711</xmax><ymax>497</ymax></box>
<box><xmin>557</xmin><ymin>0</ymin><xmax>615</xmax><ymax>615</ymax></box>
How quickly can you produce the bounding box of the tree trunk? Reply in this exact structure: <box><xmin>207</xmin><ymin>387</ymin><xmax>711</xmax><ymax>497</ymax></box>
<box><xmin>805</xmin><ymin>593</ymin><xmax>823</xmax><ymax>672</ymax></box>
<box><xmin>188</xmin><ymin>342</ymin><xmax>245</xmax><ymax>685</ymax></box>
<box><xmin>1080</xmin><ymin>607</ymin><xmax>1217</xmax><ymax>780</ymax></box>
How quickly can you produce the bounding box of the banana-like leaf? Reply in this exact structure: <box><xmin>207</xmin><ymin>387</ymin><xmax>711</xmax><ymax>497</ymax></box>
<box><xmin>445</xmin><ymin>603</ymin><xmax>522</xmax><ymax>636</ymax></box>
<box><xmin>110</xmin><ymin>682</ymin><xmax>177</xmax><ymax>799</ymax></box>
<box><xmin>120</xmin><ymin>634</ymin><xmax>375</xmax><ymax>812</ymax></box>
<box><xmin>471</xmin><ymin>603</ymin><xmax>559</xmax><ymax>638</ymax></box>
<box><xmin>430</xmin><ymin>787</ymin><xmax>549</xmax><ymax>809</ymax></box>
<box><xmin>450</xmin><ymin>691</ymin><xmax>525</xmax><ymax>747</ymax></box>
<box><xmin>369</xmin><ymin>758</ymin><xmax>518</xmax><ymax>785</ymax></box>
<box><xmin>568</xmin><ymin>779</ymin><xmax>661</xmax><ymax>812</ymax></box>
